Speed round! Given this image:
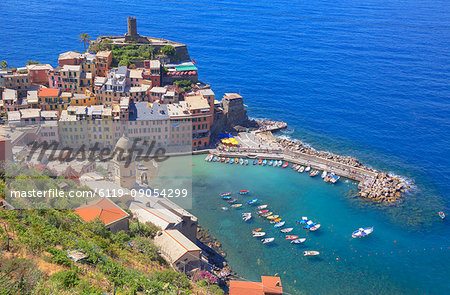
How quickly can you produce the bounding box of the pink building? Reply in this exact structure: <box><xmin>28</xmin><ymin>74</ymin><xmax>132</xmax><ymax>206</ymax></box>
<box><xmin>26</xmin><ymin>64</ymin><xmax>53</xmax><ymax>85</ymax></box>
<box><xmin>58</xmin><ymin>51</ymin><xmax>83</xmax><ymax>67</ymax></box>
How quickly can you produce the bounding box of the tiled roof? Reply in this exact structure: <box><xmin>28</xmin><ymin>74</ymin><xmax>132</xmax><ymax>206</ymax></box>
<box><xmin>38</xmin><ymin>88</ymin><xmax>60</xmax><ymax>97</ymax></box>
<box><xmin>74</xmin><ymin>198</ymin><xmax>130</xmax><ymax>226</ymax></box>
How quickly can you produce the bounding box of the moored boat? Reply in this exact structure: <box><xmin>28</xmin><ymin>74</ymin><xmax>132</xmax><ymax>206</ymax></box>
<box><xmin>247</xmin><ymin>199</ymin><xmax>258</xmax><ymax>205</ymax></box>
<box><xmin>257</xmin><ymin>204</ymin><xmax>268</xmax><ymax>210</ymax></box>
<box><xmin>234</xmin><ymin>158</ymin><xmax>239</xmax><ymax>163</ymax></box>
<box><xmin>253</xmin><ymin>231</ymin><xmax>266</xmax><ymax>237</ymax></box>
<box><xmin>291</xmin><ymin>238</ymin><xmax>306</xmax><ymax>244</ymax></box>
<box><xmin>270</xmin><ymin>218</ymin><xmax>282</xmax><ymax>223</ymax></box>
<box><xmin>303</xmin><ymin>220</ymin><xmax>315</xmax><ymax>229</ymax></box>
<box><xmin>225</xmin><ymin>158</ymin><xmax>230</xmax><ymax>163</ymax></box>
<box><xmin>305</xmin><ymin>166</ymin><xmax>311</xmax><ymax>172</ymax></box>
<box><xmin>220</xmin><ymin>157</ymin><xmax>225</xmax><ymax>162</ymax></box>
<box><xmin>262</xmin><ymin>159</ymin><xmax>267</xmax><ymax>166</ymax></box>
<box><xmin>257</xmin><ymin>209</ymin><xmax>269</xmax><ymax>214</ymax></box>
<box><xmin>298</xmin><ymin>166</ymin><xmax>305</xmax><ymax>173</ymax></box>
<box><xmin>352</xmin><ymin>227</ymin><xmax>374</xmax><ymax>238</ymax></box>
<box><xmin>205</xmin><ymin>154</ymin><xmax>213</xmax><ymax>161</ymax></box>
<box><xmin>231</xmin><ymin>203</ymin><xmax>243</xmax><ymax>208</ymax></box>
<box><xmin>258</xmin><ymin>159</ymin><xmax>263</xmax><ymax>165</ymax></box>
<box><xmin>267</xmin><ymin>215</ymin><xmax>279</xmax><ymax>220</ymax></box>
<box><xmin>268</xmin><ymin>160</ymin><xmax>273</xmax><ymax>166</ymax></box>
<box><xmin>280</xmin><ymin>228</ymin><xmax>293</xmax><ymax>233</ymax></box>
<box><xmin>219</xmin><ymin>207</ymin><xmax>229</xmax><ymax>211</ymax></box>
<box><xmin>221</xmin><ymin>195</ymin><xmax>232</xmax><ymax>200</ymax></box>
<box><xmin>274</xmin><ymin>221</ymin><xmax>285</xmax><ymax>228</ymax></box>
<box><xmin>297</xmin><ymin>217</ymin><xmax>308</xmax><ymax>224</ymax></box>
<box><xmin>285</xmin><ymin>235</ymin><xmax>299</xmax><ymax>240</ymax></box>
<box><xmin>252</xmin><ymin>228</ymin><xmax>262</xmax><ymax>232</ymax></box>
<box><xmin>227</xmin><ymin>198</ymin><xmax>237</xmax><ymax>204</ymax></box>
<box><xmin>439</xmin><ymin>211</ymin><xmax>446</xmax><ymax>219</ymax></box>
<box><xmin>309</xmin><ymin>224</ymin><xmax>321</xmax><ymax>231</ymax></box>
<box><xmin>321</xmin><ymin>170</ymin><xmax>328</xmax><ymax>178</ymax></box>
<box><xmin>282</xmin><ymin>162</ymin><xmax>289</xmax><ymax>168</ymax></box>
<box><xmin>309</xmin><ymin>170</ymin><xmax>319</xmax><ymax>177</ymax></box>
<box><xmin>330</xmin><ymin>173</ymin><xmax>340</xmax><ymax>184</ymax></box>
<box><xmin>244</xmin><ymin>159</ymin><xmax>249</xmax><ymax>165</ymax></box>
<box><xmin>242</xmin><ymin>215</ymin><xmax>252</xmax><ymax>221</ymax></box>
<box><xmin>303</xmin><ymin>251</ymin><xmax>320</xmax><ymax>256</ymax></box>
<box><xmin>277</xmin><ymin>160</ymin><xmax>283</xmax><ymax>166</ymax></box>
<box><xmin>238</xmin><ymin>190</ymin><xmax>250</xmax><ymax>195</ymax></box>
<box><xmin>239</xmin><ymin>158</ymin><xmax>244</xmax><ymax>165</ymax></box>
<box><xmin>220</xmin><ymin>192</ymin><xmax>232</xmax><ymax>197</ymax></box>
<box><xmin>261</xmin><ymin>238</ymin><xmax>275</xmax><ymax>244</ymax></box>
<box><xmin>253</xmin><ymin>159</ymin><xmax>258</xmax><ymax>165</ymax></box>
<box><xmin>261</xmin><ymin>212</ymin><xmax>273</xmax><ymax>217</ymax></box>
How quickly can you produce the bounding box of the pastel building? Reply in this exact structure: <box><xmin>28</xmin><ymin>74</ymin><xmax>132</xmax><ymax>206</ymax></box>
<box><xmin>167</xmin><ymin>102</ymin><xmax>192</xmax><ymax>147</ymax></box>
<box><xmin>26</xmin><ymin>64</ymin><xmax>53</xmax><ymax>85</ymax></box>
<box><xmin>3</xmin><ymin>73</ymin><xmax>31</xmax><ymax>97</ymax></box>
<box><xmin>58</xmin><ymin>51</ymin><xmax>83</xmax><ymax>67</ymax></box>
<box><xmin>96</xmin><ymin>51</ymin><xmax>112</xmax><ymax>77</ymax></box>
<box><xmin>185</xmin><ymin>89</ymin><xmax>214</xmax><ymax>149</ymax></box>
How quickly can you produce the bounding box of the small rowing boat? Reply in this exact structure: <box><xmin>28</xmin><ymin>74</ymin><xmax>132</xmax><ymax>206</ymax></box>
<box><xmin>268</xmin><ymin>160</ymin><xmax>273</xmax><ymax>166</ymax></box>
<box><xmin>242</xmin><ymin>215</ymin><xmax>252</xmax><ymax>221</ymax></box>
<box><xmin>258</xmin><ymin>159</ymin><xmax>263</xmax><ymax>165</ymax></box>
<box><xmin>309</xmin><ymin>170</ymin><xmax>319</xmax><ymax>177</ymax></box>
<box><xmin>297</xmin><ymin>217</ymin><xmax>308</xmax><ymax>224</ymax></box>
<box><xmin>253</xmin><ymin>159</ymin><xmax>258</xmax><ymax>165</ymax></box>
<box><xmin>303</xmin><ymin>220</ymin><xmax>315</xmax><ymax>229</ymax></box>
<box><xmin>280</xmin><ymin>228</ymin><xmax>293</xmax><ymax>233</ymax></box>
<box><xmin>220</xmin><ymin>157</ymin><xmax>225</xmax><ymax>162</ymax></box>
<box><xmin>276</xmin><ymin>160</ymin><xmax>282</xmax><ymax>167</ymax></box>
<box><xmin>231</xmin><ymin>203</ymin><xmax>243</xmax><ymax>208</ymax></box>
<box><xmin>285</xmin><ymin>235</ymin><xmax>299</xmax><ymax>240</ymax></box>
<box><xmin>262</xmin><ymin>159</ymin><xmax>267</xmax><ymax>166</ymax></box>
<box><xmin>330</xmin><ymin>173</ymin><xmax>340</xmax><ymax>184</ymax></box>
<box><xmin>352</xmin><ymin>227</ymin><xmax>374</xmax><ymax>238</ymax></box>
<box><xmin>282</xmin><ymin>162</ymin><xmax>289</xmax><ymax>168</ymax></box>
<box><xmin>244</xmin><ymin>159</ymin><xmax>249</xmax><ymax>165</ymax></box>
<box><xmin>257</xmin><ymin>209</ymin><xmax>269</xmax><ymax>214</ymax></box>
<box><xmin>221</xmin><ymin>196</ymin><xmax>232</xmax><ymax>200</ymax></box>
<box><xmin>227</xmin><ymin>198</ymin><xmax>237</xmax><ymax>204</ymax></box>
<box><xmin>252</xmin><ymin>228</ymin><xmax>262</xmax><ymax>232</ymax></box>
<box><xmin>261</xmin><ymin>212</ymin><xmax>273</xmax><ymax>217</ymax></box>
<box><xmin>234</xmin><ymin>158</ymin><xmax>239</xmax><ymax>163</ymax></box>
<box><xmin>205</xmin><ymin>154</ymin><xmax>213</xmax><ymax>161</ymax></box>
<box><xmin>309</xmin><ymin>224</ymin><xmax>321</xmax><ymax>231</ymax></box>
<box><xmin>253</xmin><ymin>231</ymin><xmax>266</xmax><ymax>237</ymax></box>
<box><xmin>321</xmin><ymin>170</ymin><xmax>327</xmax><ymax>178</ymax></box>
<box><xmin>274</xmin><ymin>221</ymin><xmax>285</xmax><ymax>228</ymax></box>
<box><xmin>298</xmin><ymin>166</ymin><xmax>305</xmax><ymax>173</ymax></box>
<box><xmin>305</xmin><ymin>166</ymin><xmax>311</xmax><ymax>172</ymax></box>
<box><xmin>239</xmin><ymin>158</ymin><xmax>244</xmax><ymax>165</ymax></box>
<box><xmin>267</xmin><ymin>215</ymin><xmax>279</xmax><ymax>220</ymax></box>
<box><xmin>303</xmin><ymin>251</ymin><xmax>320</xmax><ymax>256</ymax></box>
<box><xmin>270</xmin><ymin>218</ymin><xmax>282</xmax><ymax>223</ymax></box>
<box><xmin>291</xmin><ymin>238</ymin><xmax>306</xmax><ymax>244</ymax></box>
<box><xmin>220</xmin><ymin>192</ymin><xmax>232</xmax><ymax>197</ymax></box>
<box><xmin>261</xmin><ymin>238</ymin><xmax>275</xmax><ymax>244</ymax></box>
<box><xmin>238</xmin><ymin>190</ymin><xmax>249</xmax><ymax>195</ymax></box>
<box><xmin>247</xmin><ymin>199</ymin><xmax>258</xmax><ymax>205</ymax></box>
<box><xmin>439</xmin><ymin>211</ymin><xmax>446</xmax><ymax>219</ymax></box>
<box><xmin>257</xmin><ymin>204</ymin><xmax>268</xmax><ymax>210</ymax></box>
<box><xmin>229</xmin><ymin>159</ymin><xmax>234</xmax><ymax>164</ymax></box>
<box><xmin>219</xmin><ymin>207</ymin><xmax>229</xmax><ymax>211</ymax></box>
<box><xmin>225</xmin><ymin>158</ymin><xmax>230</xmax><ymax>163</ymax></box>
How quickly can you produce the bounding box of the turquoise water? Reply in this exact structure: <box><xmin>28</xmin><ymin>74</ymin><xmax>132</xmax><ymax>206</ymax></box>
<box><xmin>2</xmin><ymin>0</ymin><xmax>449</xmax><ymax>293</ymax></box>
<box><xmin>188</xmin><ymin>156</ymin><xmax>449</xmax><ymax>294</ymax></box>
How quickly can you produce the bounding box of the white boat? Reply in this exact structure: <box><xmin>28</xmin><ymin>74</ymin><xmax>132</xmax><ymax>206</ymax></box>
<box><xmin>243</xmin><ymin>215</ymin><xmax>252</xmax><ymax>222</ymax></box>
<box><xmin>321</xmin><ymin>171</ymin><xmax>328</xmax><ymax>178</ymax></box>
<box><xmin>253</xmin><ymin>232</ymin><xmax>266</xmax><ymax>237</ymax></box>
<box><xmin>262</xmin><ymin>238</ymin><xmax>275</xmax><ymax>244</ymax></box>
<box><xmin>277</xmin><ymin>160</ymin><xmax>283</xmax><ymax>166</ymax></box>
<box><xmin>205</xmin><ymin>154</ymin><xmax>213</xmax><ymax>161</ymax></box>
<box><xmin>298</xmin><ymin>166</ymin><xmax>305</xmax><ymax>173</ymax></box>
<box><xmin>305</xmin><ymin>166</ymin><xmax>311</xmax><ymax>172</ymax></box>
<box><xmin>352</xmin><ymin>227</ymin><xmax>374</xmax><ymax>238</ymax></box>
<box><xmin>242</xmin><ymin>212</ymin><xmax>252</xmax><ymax>216</ymax></box>
<box><xmin>330</xmin><ymin>174</ymin><xmax>340</xmax><ymax>183</ymax></box>
<box><xmin>280</xmin><ymin>228</ymin><xmax>293</xmax><ymax>233</ymax></box>
<box><xmin>244</xmin><ymin>159</ymin><xmax>249</xmax><ymax>165</ymax></box>
<box><xmin>239</xmin><ymin>158</ymin><xmax>244</xmax><ymax>165</ymax></box>
<box><xmin>303</xmin><ymin>251</ymin><xmax>320</xmax><ymax>256</ymax></box>
<box><xmin>291</xmin><ymin>238</ymin><xmax>306</xmax><ymax>244</ymax></box>
<box><xmin>274</xmin><ymin>221</ymin><xmax>285</xmax><ymax>228</ymax></box>
<box><xmin>257</xmin><ymin>204</ymin><xmax>268</xmax><ymax>210</ymax></box>
<box><xmin>298</xmin><ymin>217</ymin><xmax>308</xmax><ymax>224</ymax></box>
<box><xmin>309</xmin><ymin>224</ymin><xmax>321</xmax><ymax>231</ymax></box>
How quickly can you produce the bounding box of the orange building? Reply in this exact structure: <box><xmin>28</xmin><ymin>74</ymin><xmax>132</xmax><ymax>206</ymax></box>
<box><xmin>74</xmin><ymin>198</ymin><xmax>130</xmax><ymax>233</ymax></box>
<box><xmin>96</xmin><ymin>51</ymin><xmax>112</xmax><ymax>77</ymax></box>
<box><xmin>229</xmin><ymin>276</ymin><xmax>283</xmax><ymax>295</ymax></box>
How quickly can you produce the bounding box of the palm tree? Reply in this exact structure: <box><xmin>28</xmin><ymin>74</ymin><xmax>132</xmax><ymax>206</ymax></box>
<box><xmin>79</xmin><ymin>33</ymin><xmax>91</xmax><ymax>52</ymax></box>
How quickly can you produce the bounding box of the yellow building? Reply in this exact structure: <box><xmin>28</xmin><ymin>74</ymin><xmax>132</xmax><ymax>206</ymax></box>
<box><xmin>70</xmin><ymin>89</ymin><xmax>98</xmax><ymax>106</ymax></box>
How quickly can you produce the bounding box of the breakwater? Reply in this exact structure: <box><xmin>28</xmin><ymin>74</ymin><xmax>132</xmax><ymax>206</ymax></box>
<box><xmin>209</xmin><ymin>137</ymin><xmax>409</xmax><ymax>203</ymax></box>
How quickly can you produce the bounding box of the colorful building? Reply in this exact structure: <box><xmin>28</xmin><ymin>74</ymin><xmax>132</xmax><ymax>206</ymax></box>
<box><xmin>58</xmin><ymin>51</ymin><xmax>83</xmax><ymax>67</ymax></box>
<box><xmin>229</xmin><ymin>276</ymin><xmax>283</xmax><ymax>295</ymax></box>
<box><xmin>26</xmin><ymin>64</ymin><xmax>53</xmax><ymax>85</ymax></box>
<box><xmin>95</xmin><ymin>51</ymin><xmax>112</xmax><ymax>77</ymax></box>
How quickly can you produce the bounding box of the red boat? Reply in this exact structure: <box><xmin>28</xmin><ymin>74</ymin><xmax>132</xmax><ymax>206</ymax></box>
<box><xmin>282</xmin><ymin>162</ymin><xmax>289</xmax><ymax>168</ymax></box>
<box><xmin>238</xmin><ymin>190</ymin><xmax>249</xmax><ymax>195</ymax></box>
<box><xmin>285</xmin><ymin>235</ymin><xmax>299</xmax><ymax>240</ymax></box>
<box><xmin>257</xmin><ymin>209</ymin><xmax>269</xmax><ymax>214</ymax></box>
<box><xmin>258</xmin><ymin>159</ymin><xmax>263</xmax><ymax>165</ymax></box>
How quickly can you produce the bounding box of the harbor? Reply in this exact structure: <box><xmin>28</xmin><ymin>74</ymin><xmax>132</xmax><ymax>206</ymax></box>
<box><xmin>207</xmin><ymin>122</ymin><xmax>409</xmax><ymax>203</ymax></box>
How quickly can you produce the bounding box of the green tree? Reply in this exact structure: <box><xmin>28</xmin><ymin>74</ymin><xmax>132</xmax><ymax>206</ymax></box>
<box><xmin>161</xmin><ymin>45</ymin><xmax>175</xmax><ymax>57</ymax></box>
<box><xmin>79</xmin><ymin>33</ymin><xmax>91</xmax><ymax>52</ymax></box>
<box><xmin>0</xmin><ymin>60</ymin><xmax>7</xmax><ymax>69</ymax></box>
<box><xmin>26</xmin><ymin>60</ymin><xmax>41</xmax><ymax>65</ymax></box>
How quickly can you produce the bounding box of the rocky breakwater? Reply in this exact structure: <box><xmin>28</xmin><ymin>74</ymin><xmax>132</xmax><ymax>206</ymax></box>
<box><xmin>275</xmin><ymin>137</ymin><xmax>410</xmax><ymax>203</ymax></box>
<box><xmin>358</xmin><ymin>172</ymin><xmax>409</xmax><ymax>203</ymax></box>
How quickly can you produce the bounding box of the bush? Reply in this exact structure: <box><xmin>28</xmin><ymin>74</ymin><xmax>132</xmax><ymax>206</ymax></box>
<box><xmin>46</xmin><ymin>247</ymin><xmax>73</xmax><ymax>267</ymax></box>
<box><xmin>130</xmin><ymin>220</ymin><xmax>159</xmax><ymax>238</ymax></box>
<box><xmin>152</xmin><ymin>269</ymin><xmax>190</xmax><ymax>290</ymax></box>
<box><xmin>132</xmin><ymin>237</ymin><xmax>162</xmax><ymax>262</ymax></box>
<box><xmin>51</xmin><ymin>269</ymin><xmax>79</xmax><ymax>289</ymax></box>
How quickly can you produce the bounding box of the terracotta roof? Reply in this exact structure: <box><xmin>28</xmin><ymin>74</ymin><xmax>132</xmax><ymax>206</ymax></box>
<box><xmin>38</xmin><ymin>88</ymin><xmax>60</xmax><ymax>97</ymax></box>
<box><xmin>74</xmin><ymin>198</ymin><xmax>130</xmax><ymax>226</ymax></box>
<box><xmin>229</xmin><ymin>276</ymin><xmax>283</xmax><ymax>295</ymax></box>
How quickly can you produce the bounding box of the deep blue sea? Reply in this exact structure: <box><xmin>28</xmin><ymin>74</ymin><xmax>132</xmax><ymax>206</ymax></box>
<box><xmin>2</xmin><ymin>0</ymin><xmax>449</xmax><ymax>294</ymax></box>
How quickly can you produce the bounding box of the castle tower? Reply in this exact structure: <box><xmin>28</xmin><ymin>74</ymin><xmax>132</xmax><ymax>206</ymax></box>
<box><xmin>126</xmin><ymin>17</ymin><xmax>139</xmax><ymax>38</ymax></box>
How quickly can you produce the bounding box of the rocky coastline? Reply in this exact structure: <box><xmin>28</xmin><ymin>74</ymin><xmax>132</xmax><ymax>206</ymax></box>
<box><xmin>274</xmin><ymin>136</ymin><xmax>410</xmax><ymax>203</ymax></box>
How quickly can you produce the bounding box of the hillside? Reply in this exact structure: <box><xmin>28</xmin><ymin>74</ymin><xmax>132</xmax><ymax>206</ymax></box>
<box><xmin>0</xmin><ymin>209</ymin><xmax>224</xmax><ymax>295</ymax></box>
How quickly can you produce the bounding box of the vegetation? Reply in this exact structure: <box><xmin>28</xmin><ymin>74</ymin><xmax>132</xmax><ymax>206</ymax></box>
<box><xmin>174</xmin><ymin>79</ymin><xmax>195</xmax><ymax>93</ymax></box>
<box><xmin>0</xmin><ymin>60</ymin><xmax>8</xmax><ymax>69</ymax></box>
<box><xmin>26</xmin><ymin>60</ymin><xmax>41</xmax><ymax>65</ymax></box>
<box><xmin>0</xmin><ymin>209</ymin><xmax>199</xmax><ymax>294</ymax></box>
<box><xmin>161</xmin><ymin>45</ymin><xmax>176</xmax><ymax>57</ymax></box>
<box><xmin>79</xmin><ymin>33</ymin><xmax>91</xmax><ymax>53</ymax></box>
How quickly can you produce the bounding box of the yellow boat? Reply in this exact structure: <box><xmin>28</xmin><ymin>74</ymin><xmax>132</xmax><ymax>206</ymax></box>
<box><xmin>261</xmin><ymin>212</ymin><xmax>273</xmax><ymax>217</ymax></box>
<box><xmin>252</xmin><ymin>228</ymin><xmax>262</xmax><ymax>232</ymax></box>
<box><xmin>267</xmin><ymin>215</ymin><xmax>280</xmax><ymax>220</ymax></box>
<box><xmin>270</xmin><ymin>218</ymin><xmax>282</xmax><ymax>223</ymax></box>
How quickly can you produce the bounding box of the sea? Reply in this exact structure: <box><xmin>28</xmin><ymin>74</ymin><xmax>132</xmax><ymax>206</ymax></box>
<box><xmin>1</xmin><ymin>0</ymin><xmax>449</xmax><ymax>294</ymax></box>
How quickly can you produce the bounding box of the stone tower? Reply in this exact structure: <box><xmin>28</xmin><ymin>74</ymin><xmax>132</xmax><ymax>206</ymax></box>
<box><xmin>126</xmin><ymin>17</ymin><xmax>139</xmax><ymax>38</ymax></box>
<box><xmin>113</xmin><ymin>136</ymin><xmax>136</xmax><ymax>189</ymax></box>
